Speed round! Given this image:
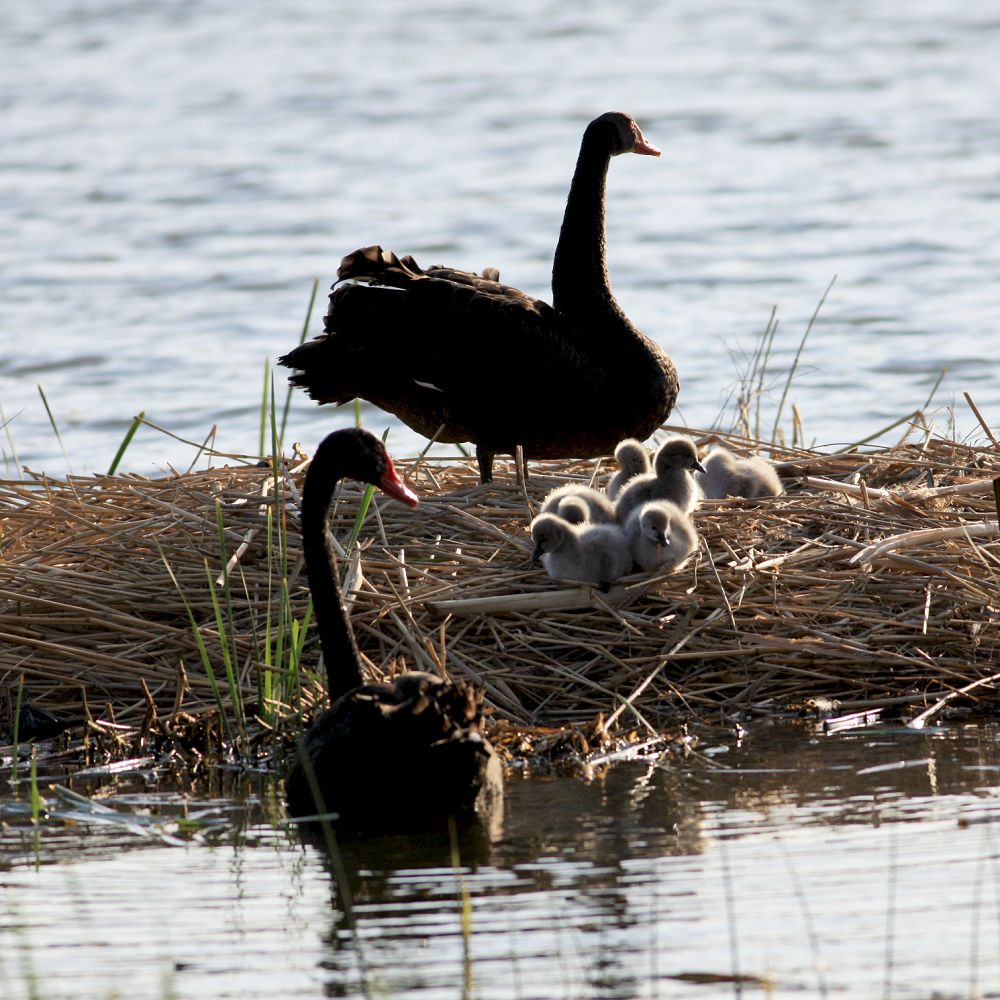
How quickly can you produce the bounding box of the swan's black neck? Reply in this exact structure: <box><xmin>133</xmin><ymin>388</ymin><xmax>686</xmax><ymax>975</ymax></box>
<box><xmin>550</xmin><ymin>129</ymin><xmax>626</xmax><ymax>329</ymax></box>
<box><xmin>300</xmin><ymin>442</ymin><xmax>366</xmax><ymax>702</ymax></box>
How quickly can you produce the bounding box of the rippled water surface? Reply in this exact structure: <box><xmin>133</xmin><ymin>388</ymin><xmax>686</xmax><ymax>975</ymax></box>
<box><xmin>3</xmin><ymin>0</ymin><xmax>1000</xmax><ymax>474</ymax></box>
<box><xmin>4</xmin><ymin>723</ymin><xmax>1000</xmax><ymax>999</ymax></box>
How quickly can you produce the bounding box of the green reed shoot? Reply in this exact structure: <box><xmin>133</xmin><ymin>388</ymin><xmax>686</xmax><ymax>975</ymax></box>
<box><xmin>107</xmin><ymin>410</ymin><xmax>145</xmax><ymax>476</ymax></box>
<box><xmin>210</xmin><ymin>500</ymin><xmax>247</xmax><ymax>737</ymax></box>
<box><xmin>157</xmin><ymin>543</ymin><xmax>236</xmax><ymax>751</ymax></box>
<box><xmin>268</xmin><ymin>374</ymin><xmax>315</xmax><ymax>713</ymax></box>
<box><xmin>30</xmin><ymin>752</ymin><xmax>42</xmax><ymax>869</ymax></box>
<box><xmin>750</xmin><ymin>305</ymin><xmax>779</xmax><ymax>443</ymax></box>
<box><xmin>261</xmin><ymin>502</ymin><xmax>286</xmax><ymax>720</ymax></box>
<box><xmin>344</xmin><ymin>428</ymin><xmax>388</xmax><ymax>557</ymax></box>
<box><xmin>449</xmin><ymin>815</ymin><xmax>475</xmax><ymax>999</ymax></box>
<box><xmin>279</xmin><ymin>277</ymin><xmax>320</xmax><ymax>445</ymax></box>
<box><xmin>0</xmin><ymin>401</ymin><xmax>22</xmax><ymax>479</ymax></box>
<box><xmin>37</xmin><ymin>384</ymin><xmax>72</xmax><ymax>473</ymax></box>
<box><xmin>769</xmin><ymin>275</ymin><xmax>835</xmax><ymax>445</ymax></box>
<box><xmin>29</xmin><ymin>754</ymin><xmax>41</xmax><ymax>822</ymax></box>
<box><xmin>11</xmin><ymin>673</ymin><xmax>24</xmax><ymax>792</ymax></box>
<box><xmin>259</xmin><ymin>358</ymin><xmax>271</xmax><ymax>459</ymax></box>
<box><xmin>345</xmin><ymin>484</ymin><xmax>376</xmax><ymax>558</ymax></box>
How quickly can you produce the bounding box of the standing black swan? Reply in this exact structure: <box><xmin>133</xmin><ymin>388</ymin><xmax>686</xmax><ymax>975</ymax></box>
<box><xmin>284</xmin><ymin>427</ymin><xmax>504</xmax><ymax>824</ymax></box>
<box><xmin>279</xmin><ymin>111</ymin><xmax>679</xmax><ymax>483</ymax></box>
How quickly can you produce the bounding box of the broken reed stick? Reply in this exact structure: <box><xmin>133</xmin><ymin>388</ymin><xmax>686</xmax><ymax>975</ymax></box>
<box><xmin>426</xmin><ymin>584</ymin><xmax>641</xmax><ymax>616</ymax></box>
<box><xmin>963</xmin><ymin>391</ymin><xmax>1000</xmax><ymax>448</ymax></box>
<box><xmin>849</xmin><ymin>523</ymin><xmax>1000</xmax><ymax>566</ymax></box>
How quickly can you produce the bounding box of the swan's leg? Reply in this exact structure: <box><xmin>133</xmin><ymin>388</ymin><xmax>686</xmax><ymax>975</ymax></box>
<box><xmin>476</xmin><ymin>445</ymin><xmax>494</xmax><ymax>483</ymax></box>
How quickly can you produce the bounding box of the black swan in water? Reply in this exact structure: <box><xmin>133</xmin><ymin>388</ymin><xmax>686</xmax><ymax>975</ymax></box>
<box><xmin>284</xmin><ymin>427</ymin><xmax>503</xmax><ymax>823</ymax></box>
<box><xmin>279</xmin><ymin>112</ymin><xmax>679</xmax><ymax>483</ymax></box>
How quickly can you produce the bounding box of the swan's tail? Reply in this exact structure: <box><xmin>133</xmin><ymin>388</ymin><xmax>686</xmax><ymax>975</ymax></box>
<box><xmin>277</xmin><ymin>280</ymin><xmax>411</xmax><ymax>404</ymax></box>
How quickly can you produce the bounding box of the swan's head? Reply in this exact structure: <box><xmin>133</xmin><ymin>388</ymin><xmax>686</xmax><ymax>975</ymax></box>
<box><xmin>530</xmin><ymin>513</ymin><xmax>573</xmax><ymax>561</ymax></box>
<box><xmin>613</xmin><ymin>438</ymin><xmax>651</xmax><ymax>476</ymax></box>
<box><xmin>589</xmin><ymin>112</ymin><xmax>661</xmax><ymax>157</ymax></box>
<box><xmin>556</xmin><ymin>495</ymin><xmax>590</xmax><ymax>526</ymax></box>
<box><xmin>311</xmin><ymin>427</ymin><xmax>419</xmax><ymax>507</ymax></box>
<box><xmin>639</xmin><ymin>503</ymin><xmax>671</xmax><ymax>548</ymax></box>
<box><xmin>653</xmin><ymin>437</ymin><xmax>707</xmax><ymax>477</ymax></box>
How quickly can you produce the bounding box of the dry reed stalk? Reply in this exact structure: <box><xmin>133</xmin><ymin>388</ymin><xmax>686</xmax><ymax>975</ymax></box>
<box><xmin>3</xmin><ymin>429</ymin><xmax>1000</xmax><ymax>741</ymax></box>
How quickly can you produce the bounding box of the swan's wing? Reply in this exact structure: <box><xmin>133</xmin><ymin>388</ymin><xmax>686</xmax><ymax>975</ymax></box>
<box><xmin>282</xmin><ymin>245</ymin><xmax>595</xmax><ymax>445</ymax></box>
<box><xmin>337</xmin><ymin>244</ymin><xmax>552</xmax><ymax>322</ymax></box>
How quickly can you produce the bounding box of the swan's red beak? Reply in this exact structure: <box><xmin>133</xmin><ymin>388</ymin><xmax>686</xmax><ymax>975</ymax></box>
<box><xmin>632</xmin><ymin>124</ymin><xmax>661</xmax><ymax>157</ymax></box>
<box><xmin>380</xmin><ymin>461</ymin><xmax>420</xmax><ymax>508</ymax></box>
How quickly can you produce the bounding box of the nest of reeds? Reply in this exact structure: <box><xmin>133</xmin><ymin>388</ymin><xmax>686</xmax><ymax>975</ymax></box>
<box><xmin>3</xmin><ymin>424</ymin><xmax>1000</xmax><ymax>753</ymax></box>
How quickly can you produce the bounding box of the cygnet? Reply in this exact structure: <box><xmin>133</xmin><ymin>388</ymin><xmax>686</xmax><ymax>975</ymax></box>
<box><xmin>530</xmin><ymin>513</ymin><xmax>632</xmax><ymax>591</ymax></box>
<box><xmin>698</xmin><ymin>447</ymin><xmax>784</xmax><ymax>500</ymax></box>
<box><xmin>540</xmin><ymin>482</ymin><xmax>616</xmax><ymax>524</ymax></box>
<box><xmin>607</xmin><ymin>438</ymin><xmax>651</xmax><ymax>500</ymax></box>
<box><xmin>555</xmin><ymin>495</ymin><xmax>590</xmax><ymax>525</ymax></box>
<box><xmin>614</xmin><ymin>436</ymin><xmax>707</xmax><ymax>524</ymax></box>
<box><xmin>624</xmin><ymin>500</ymin><xmax>698</xmax><ymax>574</ymax></box>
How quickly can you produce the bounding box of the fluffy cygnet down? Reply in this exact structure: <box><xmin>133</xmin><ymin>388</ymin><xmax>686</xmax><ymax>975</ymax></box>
<box><xmin>614</xmin><ymin>436</ymin><xmax>706</xmax><ymax>524</ymax></box>
<box><xmin>530</xmin><ymin>513</ymin><xmax>632</xmax><ymax>591</ymax></box>
<box><xmin>624</xmin><ymin>499</ymin><xmax>698</xmax><ymax>574</ymax></box>
<box><xmin>540</xmin><ymin>482</ymin><xmax>616</xmax><ymax>524</ymax></box>
<box><xmin>555</xmin><ymin>495</ymin><xmax>590</xmax><ymax>525</ymax></box>
<box><xmin>607</xmin><ymin>438</ymin><xmax>651</xmax><ymax>500</ymax></box>
<box><xmin>698</xmin><ymin>447</ymin><xmax>784</xmax><ymax>500</ymax></box>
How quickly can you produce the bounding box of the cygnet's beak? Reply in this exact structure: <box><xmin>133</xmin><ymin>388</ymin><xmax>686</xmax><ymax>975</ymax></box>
<box><xmin>655</xmin><ymin>531</ymin><xmax>669</xmax><ymax>547</ymax></box>
<box><xmin>693</xmin><ymin>459</ymin><xmax>708</xmax><ymax>475</ymax></box>
<box><xmin>531</xmin><ymin>542</ymin><xmax>545</xmax><ymax>562</ymax></box>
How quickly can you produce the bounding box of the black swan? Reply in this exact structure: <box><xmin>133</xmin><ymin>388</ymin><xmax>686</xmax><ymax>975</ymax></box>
<box><xmin>613</xmin><ymin>436</ymin><xmax>706</xmax><ymax>524</ymax></box>
<box><xmin>529</xmin><ymin>513</ymin><xmax>632</xmax><ymax>591</ymax></box>
<box><xmin>284</xmin><ymin>427</ymin><xmax>504</xmax><ymax>824</ymax></box>
<box><xmin>623</xmin><ymin>499</ymin><xmax>698</xmax><ymax>574</ymax></box>
<box><xmin>698</xmin><ymin>447</ymin><xmax>785</xmax><ymax>500</ymax></box>
<box><xmin>279</xmin><ymin>111</ymin><xmax>679</xmax><ymax>484</ymax></box>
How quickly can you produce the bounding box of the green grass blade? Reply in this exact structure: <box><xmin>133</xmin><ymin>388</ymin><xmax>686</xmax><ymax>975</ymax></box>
<box><xmin>345</xmin><ymin>483</ymin><xmax>376</xmax><ymax>557</ymax></box>
<box><xmin>107</xmin><ymin>411</ymin><xmax>145</xmax><ymax>476</ymax></box>
<box><xmin>156</xmin><ymin>542</ymin><xmax>235</xmax><ymax>748</ymax></box>
<box><xmin>280</xmin><ymin>277</ymin><xmax>320</xmax><ymax>445</ymax></box>
<box><xmin>344</xmin><ymin>429</ymin><xmax>390</xmax><ymax>556</ymax></box>
<box><xmin>259</xmin><ymin>358</ymin><xmax>271</xmax><ymax>459</ymax></box>
<box><xmin>11</xmin><ymin>673</ymin><xmax>24</xmax><ymax>793</ymax></box>
<box><xmin>204</xmin><ymin>558</ymin><xmax>245</xmax><ymax>742</ymax></box>
<box><xmin>37</xmin><ymin>384</ymin><xmax>72</xmax><ymax>473</ymax></box>
<box><xmin>770</xmin><ymin>275</ymin><xmax>836</xmax><ymax>446</ymax></box>
<box><xmin>0</xmin><ymin>401</ymin><xmax>22</xmax><ymax>479</ymax></box>
<box><xmin>261</xmin><ymin>505</ymin><xmax>277</xmax><ymax>723</ymax></box>
<box><xmin>449</xmin><ymin>815</ymin><xmax>475</xmax><ymax>998</ymax></box>
<box><xmin>30</xmin><ymin>753</ymin><xmax>42</xmax><ymax>868</ymax></box>
<box><xmin>212</xmin><ymin>502</ymin><xmax>246</xmax><ymax>738</ymax></box>
<box><xmin>29</xmin><ymin>756</ymin><xmax>41</xmax><ymax>822</ymax></box>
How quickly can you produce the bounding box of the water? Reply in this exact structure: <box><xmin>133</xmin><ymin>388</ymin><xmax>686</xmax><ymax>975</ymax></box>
<box><xmin>3</xmin><ymin>0</ymin><xmax>1000</xmax><ymax>476</ymax></box>
<box><xmin>4</xmin><ymin>722</ymin><xmax>1000</xmax><ymax>999</ymax></box>
<box><xmin>4</xmin><ymin>6</ymin><xmax>1000</xmax><ymax>994</ymax></box>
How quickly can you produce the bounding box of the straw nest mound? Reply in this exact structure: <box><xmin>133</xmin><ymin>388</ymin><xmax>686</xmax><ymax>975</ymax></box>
<box><xmin>3</xmin><ymin>428</ymin><xmax>1000</xmax><ymax>752</ymax></box>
